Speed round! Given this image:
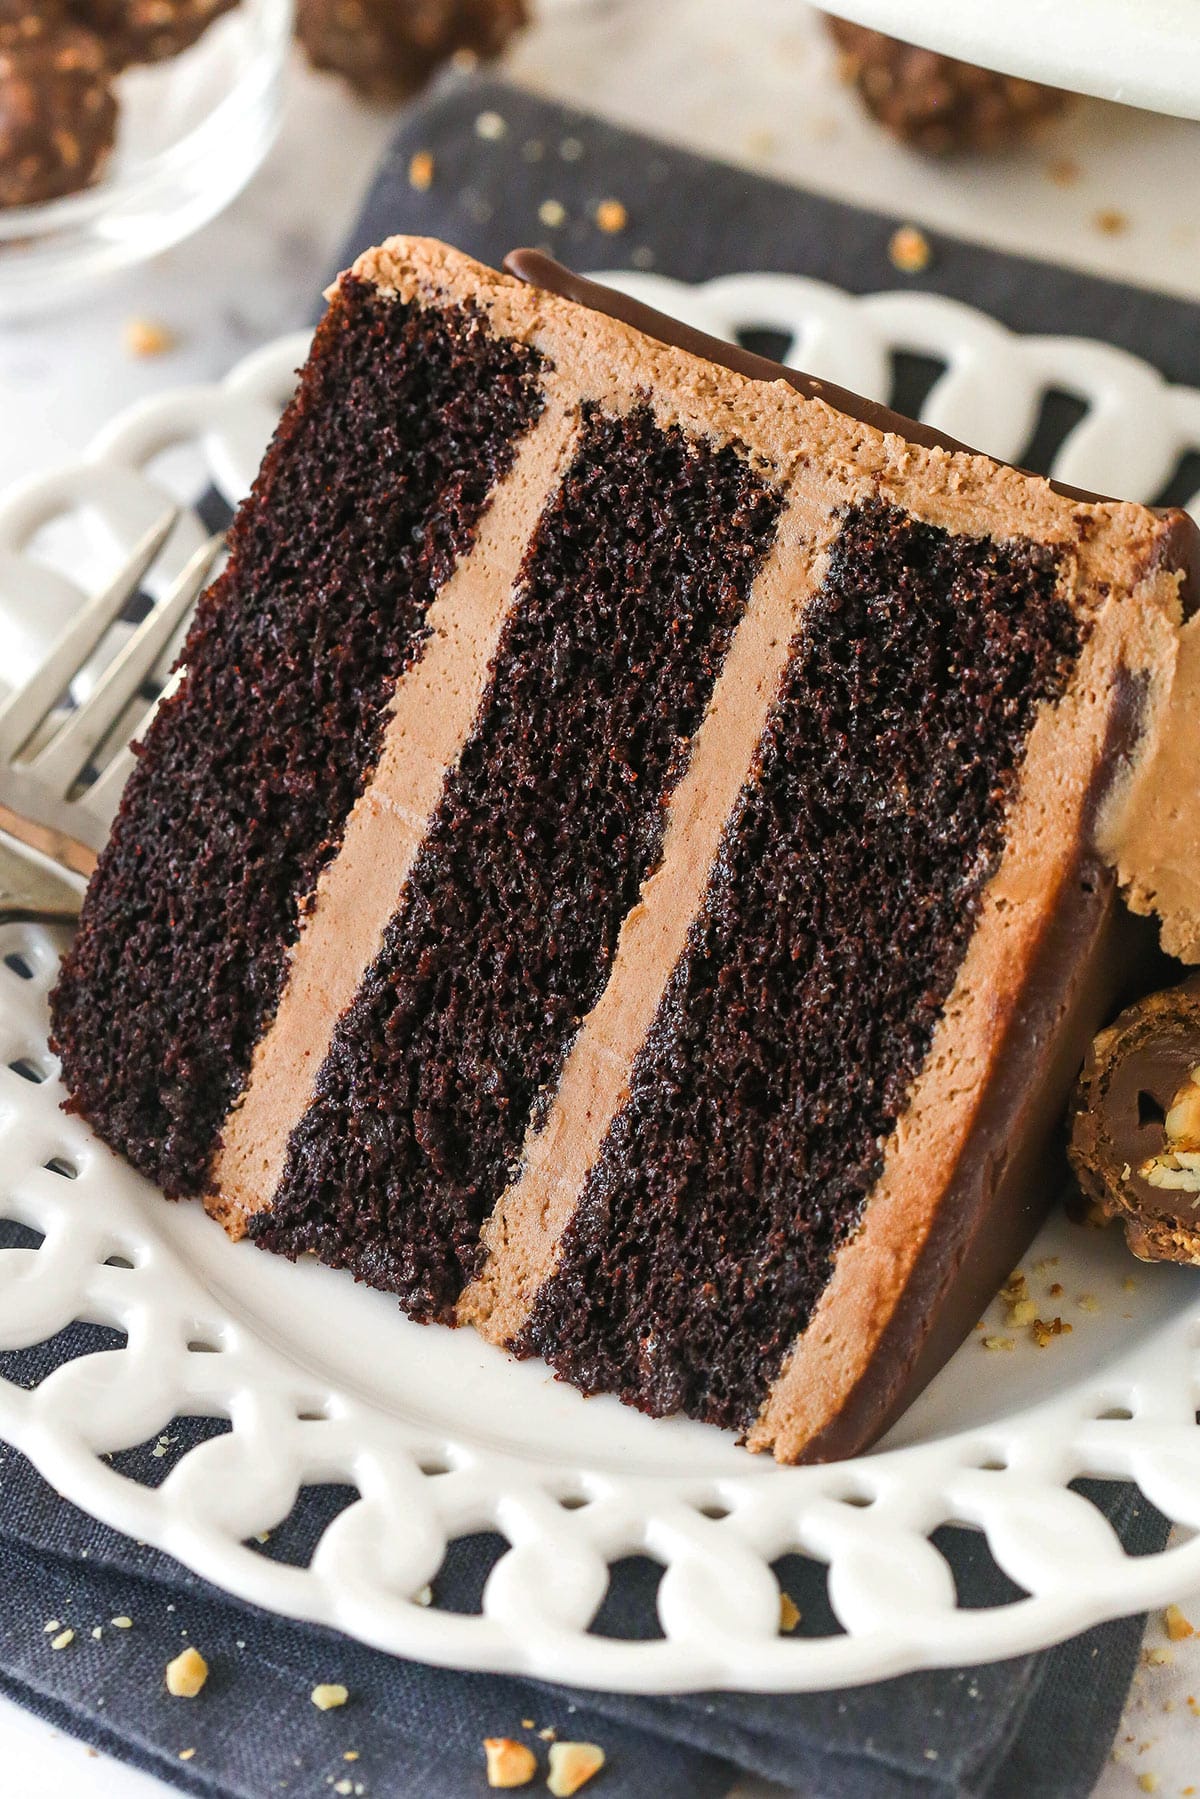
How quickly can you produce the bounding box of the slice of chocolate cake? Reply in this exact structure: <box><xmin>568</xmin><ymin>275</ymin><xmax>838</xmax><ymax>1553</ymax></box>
<box><xmin>50</xmin><ymin>238</ymin><xmax>1200</xmax><ymax>1463</ymax></box>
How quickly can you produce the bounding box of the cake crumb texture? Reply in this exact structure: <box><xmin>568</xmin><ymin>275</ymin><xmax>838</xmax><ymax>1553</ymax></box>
<box><xmin>50</xmin><ymin>279</ymin><xmax>545</xmax><ymax>1194</ymax></box>
<box><xmin>515</xmin><ymin>499</ymin><xmax>1082</xmax><ymax>1432</ymax></box>
<box><xmin>253</xmin><ymin>403</ymin><xmax>781</xmax><ymax>1319</ymax></box>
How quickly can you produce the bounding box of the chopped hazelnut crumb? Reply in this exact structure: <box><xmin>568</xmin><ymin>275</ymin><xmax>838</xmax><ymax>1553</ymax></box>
<box><xmin>982</xmin><ymin>1336</ymin><xmax>1015</xmax><ymax>1352</ymax></box>
<box><xmin>475</xmin><ymin>110</ymin><xmax>507</xmax><ymax>141</ymax></box>
<box><xmin>594</xmin><ymin>199</ymin><xmax>628</xmax><ymax>234</ymax></box>
<box><xmin>91</xmin><ymin>1627</ymin><xmax>102</xmax><ymax>1640</ymax></box>
<box><xmin>1166</xmin><ymin>1604</ymin><xmax>1195</xmax><ymax>1640</ymax></box>
<box><xmin>538</xmin><ymin>199</ymin><xmax>567</xmax><ymax>229</ymax></box>
<box><xmin>547</xmin><ymin>1741</ymin><xmax>606</xmax><ymax>1796</ymax></box>
<box><xmin>124</xmin><ymin>317</ymin><xmax>175</xmax><ymax>359</ymax></box>
<box><xmin>413</xmin><ymin>1585</ymin><xmax>433</xmax><ymax>1606</ymax></box>
<box><xmin>1094</xmin><ymin>208</ymin><xmax>1129</xmax><ymax>236</ymax></box>
<box><xmin>1046</xmin><ymin>156</ymin><xmax>1080</xmax><ymax>186</ymax></box>
<box><xmin>1137</xmin><ymin>1775</ymin><xmax>1160</xmax><ymax>1794</ymax></box>
<box><xmin>165</xmin><ymin>1646</ymin><xmax>208</xmax><ymax>1698</ymax></box>
<box><xmin>483</xmin><ymin>1737</ymin><xmax>537</xmax><ymax>1788</ymax></box>
<box><xmin>1032</xmin><ymin>1316</ymin><xmax>1072</xmax><ymax>1348</ymax></box>
<box><xmin>888</xmin><ymin>226</ymin><xmax>932</xmax><ymax>275</ymax></box>
<box><xmin>408</xmin><ymin>151</ymin><xmax>435</xmax><ymax>192</ymax></box>
<box><xmin>1145</xmin><ymin>1646</ymin><xmax>1173</xmax><ymax>1666</ymax></box>
<box><xmin>538</xmin><ymin>1726</ymin><xmax>557</xmax><ymax>1741</ymax></box>
<box><xmin>1008</xmin><ymin>1298</ymin><xmax>1037</xmax><ymax>1328</ymax></box>
<box><xmin>179</xmin><ymin>1749</ymin><xmax>195</xmax><ymax>1761</ymax></box>
<box><xmin>334</xmin><ymin>1782</ymin><xmax>353</xmax><ymax>1796</ymax></box>
<box><xmin>43</xmin><ymin>1620</ymin><xmax>60</xmax><ymax>1634</ymax></box>
<box><xmin>343</xmin><ymin>1751</ymin><xmax>359</xmax><ymax>1761</ymax></box>
<box><xmin>521</xmin><ymin>1720</ymin><xmax>534</xmax><ymax>1731</ymax></box>
<box><xmin>111</xmin><ymin>1616</ymin><xmax>132</xmax><ymax>1629</ymax></box>
<box><xmin>1049</xmin><ymin>1282</ymin><xmax>1064</xmax><ymax>1297</ymax></box>
<box><xmin>779</xmin><ymin>1592</ymin><xmax>801</xmax><ymax>1633</ymax></box>
<box><xmin>311</xmin><ymin>1683</ymin><xmax>349</xmax><ymax>1711</ymax></box>
<box><xmin>50</xmin><ymin>1628</ymin><xmax>75</xmax><ymax>1651</ymax></box>
<box><xmin>1122</xmin><ymin>1276</ymin><xmax>1137</xmax><ymax>1291</ymax></box>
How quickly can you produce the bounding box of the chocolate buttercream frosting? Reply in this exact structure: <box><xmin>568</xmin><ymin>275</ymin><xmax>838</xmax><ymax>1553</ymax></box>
<box><xmin>503</xmin><ymin>249</ymin><xmax>1200</xmax><ymax>608</ymax></box>
<box><xmin>1070</xmin><ymin>973</ymin><xmax>1200</xmax><ymax>1263</ymax></box>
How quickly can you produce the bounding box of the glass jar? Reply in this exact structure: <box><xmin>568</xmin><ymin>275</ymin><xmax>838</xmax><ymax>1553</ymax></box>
<box><xmin>0</xmin><ymin>0</ymin><xmax>294</xmax><ymax>320</ymax></box>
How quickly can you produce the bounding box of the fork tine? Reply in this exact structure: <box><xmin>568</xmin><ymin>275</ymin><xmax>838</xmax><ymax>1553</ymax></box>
<box><xmin>32</xmin><ymin>532</ymin><xmax>223</xmax><ymax>798</ymax></box>
<box><xmin>0</xmin><ymin>508</ymin><xmax>178</xmax><ymax>761</ymax></box>
<box><xmin>80</xmin><ymin>666</ymin><xmax>185</xmax><ymax>828</ymax></box>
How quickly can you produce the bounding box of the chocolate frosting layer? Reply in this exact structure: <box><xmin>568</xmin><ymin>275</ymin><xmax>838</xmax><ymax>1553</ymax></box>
<box><xmin>504</xmin><ymin>249</ymin><xmax>1200</xmax><ymax>610</ymax></box>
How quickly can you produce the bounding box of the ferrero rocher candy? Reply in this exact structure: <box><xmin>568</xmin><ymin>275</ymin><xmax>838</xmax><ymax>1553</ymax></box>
<box><xmin>69</xmin><ymin>0</ymin><xmax>238</xmax><ymax>70</ymax></box>
<box><xmin>826</xmin><ymin>18</ymin><xmax>1068</xmax><ymax>156</ymax></box>
<box><xmin>0</xmin><ymin>1</ymin><xmax>71</xmax><ymax>48</ymax></box>
<box><xmin>296</xmin><ymin>0</ymin><xmax>527</xmax><ymax>103</ymax></box>
<box><xmin>0</xmin><ymin>18</ymin><xmax>116</xmax><ymax>207</ymax></box>
<box><xmin>1069</xmin><ymin>974</ymin><xmax>1200</xmax><ymax>1265</ymax></box>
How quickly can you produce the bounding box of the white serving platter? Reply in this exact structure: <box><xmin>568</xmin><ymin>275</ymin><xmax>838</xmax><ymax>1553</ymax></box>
<box><xmin>823</xmin><ymin>0</ymin><xmax>1200</xmax><ymax>122</ymax></box>
<box><xmin>1</xmin><ymin>271</ymin><xmax>1200</xmax><ymax>1693</ymax></box>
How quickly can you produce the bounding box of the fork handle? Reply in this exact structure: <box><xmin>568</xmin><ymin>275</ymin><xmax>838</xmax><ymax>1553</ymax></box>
<box><xmin>0</xmin><ymin>832</ymin><xmax>84</xmax><ymax>925</ymax></box>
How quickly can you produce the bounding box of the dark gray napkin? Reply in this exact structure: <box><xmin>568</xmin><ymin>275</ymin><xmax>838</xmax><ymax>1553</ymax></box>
<box><xmin>2</xmin><ymin>74</ymin><xmax>1190</xmax><ymax>1799</ymax></box>
<box><xmin>0</xmin><ymin>1327</ymin><xmax>1167</xmax><ymax>1799</ymax></box>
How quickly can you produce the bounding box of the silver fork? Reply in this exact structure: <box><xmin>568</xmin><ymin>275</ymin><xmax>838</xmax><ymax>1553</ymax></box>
<box><xmin>0</xmin><ymin>510</ymin><xmax>224</xmax><ymax>925</ymax></box>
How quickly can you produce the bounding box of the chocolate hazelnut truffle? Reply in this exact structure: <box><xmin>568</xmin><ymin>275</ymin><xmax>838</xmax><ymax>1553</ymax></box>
<box><xmin>826</xmin><ymin>18</ymin><xmax>1068</xmax><ymax>156</ymax></box>
<box><xmin>1069</xmin><ymin>975</ymin><xmax>1200</xmax><ymax>1265</ymax></box>
<box><xmin>0</xmin><ymin>18</ymin><xmax>116</xmax><ymax>208</ymax></box>
<box><xmin>296</xmin><ymin>0</ymin><xmax>527</xmax><ymax>103</ymax></box>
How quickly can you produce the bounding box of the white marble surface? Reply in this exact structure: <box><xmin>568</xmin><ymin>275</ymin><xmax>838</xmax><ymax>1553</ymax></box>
<box><xmin>3</xmin><ymin>2</ymin><xmax>1200</xmax><ymax>1793</ymax></box>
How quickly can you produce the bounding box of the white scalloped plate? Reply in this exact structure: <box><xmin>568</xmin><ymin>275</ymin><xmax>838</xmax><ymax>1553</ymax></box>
<box><xmin>2</xmin><ymin>272</ymin><xmax>1200</xmax><ymax>1694</ymax></box>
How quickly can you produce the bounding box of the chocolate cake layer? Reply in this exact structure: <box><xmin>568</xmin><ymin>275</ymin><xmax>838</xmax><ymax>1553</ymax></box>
<box><xmin>511</xmin><ymin>499</ymin><xmax>1083</xmax><ymax>1430</ymax></box>
<box><xmin>50</xmin><ymin>280</ymin><xmax>545</xmax><ymax>1193</ymax></box>
<box><xmin>249</xmin><ymin>404</ymin><xmax>782</xmax><ymax>1319</ymax></box>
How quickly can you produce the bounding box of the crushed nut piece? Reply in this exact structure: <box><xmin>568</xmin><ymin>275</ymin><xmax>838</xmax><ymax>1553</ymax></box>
<box><xmin>483</xmin><ymin>1737</ymin><xmax>538</xmax><ymax>1788</ymax></box>
<box><xmin>1049</xmin><ymin>1282</ymin><xmax>1064</xmax><ymax>1297</ymax></box>
<box><xmin>179</xmin><ymin>1749</ymin><xmax>195</xmax><ymax>1761</ymax></box>
<box><xmin>982</xmin><ymin>1336</ymin><xmax>1015</xmax><ymax>1352</ymax></box>
<box><xmin>1008</xmin><ymin>1298</ymin><xmax>1037</xmax><ymax>1327</ymax></box>
<box><xmin>547</xmin><ymin>1741</ymin><xmax>606</xmax><ymax>1796</ymax></box>
<box><xmin>413</xmin><ymin>1584</ymin><xmax>433</xmax><ymax>1606</ymax></box>
<box><xmin>111</xmin><ymin>1616</ymin><xmax>132</xmax><ymax>1629</ymax></box>
<box><xmin>475</xmin><ymin>110</ymin><xmax>507</xmax><ymax>140</ymax></box>
<box><xmin>50</xmin><ymin>1628</ymin><xmax>74</xmax><ymax>1650</ymax></box>
<box><xmin>408</xmin><ymin>150</ymin><xmax>434</xmax><ymax>191</ymax></box>
<box><xmin>43</xmin><ymin>1619</ymin><xmax>60</xmax><ymax>1633</ymax></box>
<box><xmin>538</xmin><ymin>1726</ymin><xmax>557</xmax><ymax>1741</ymax></box>
<box><xmin>594</xmin><ymin>199</ymin><xmax>627</xmax><ymax>234</ymax></box>
<box><xmin>165</xmin><ymin>1646</ymin><xmax>208</xmax><ymax>1697</ymax></box>
<box><xmin>538</xmin><ymin>199</ymin><xmax>566</xmax><ymax>228</ymax></box>
<box><xmin>1094</xmin><ymin>208</ymin><xmax>1129</xmax><ymax>236</ymax></box>
<box><xmin>343</xmin><ymin>1751</ymin><xmax>359</xmax><ymax>1761</ymax></box>
<box><xmin>311</xmin><ymin>1683</ymin><xmax>349</xmax><ymax>1711</ymax></box>
<box><xmin>779</xmin><ymin>1592</ymin><xmax>801</xmax><ymax>1633</ymax></box>
<box><xmin>1046</xmin><ymin>156</ymin><xmax>1080</xmax><ymax>185</ymax></box>
<box><xmin>1138</xmin><ymin>1775</ymin><xmax>1160</xmax><ymax>1794</ymax></box>
<box><xmin>1032</xmin><ymin>1315</ymin><xmax>1072</xmax><ymax>1348</ymax></box>
<box><xmin>1145</xmin><ymin>1646</ymin><xmax>1174</xmax><ymax>1666</ymax></box>
<box><xmin>1166</xmin><ymin>1604</ymin><xmax>1195</xmax><ymax>1640</ymax></box>
<box><xmin>333</xmin><ymin>1782</ymin><xmax>353</xmax><ymax>1797</ymax></box>
<box><xmin>91</xmin><ymin>1626</ymin><xmax>102</xmax><ymax>1639</ymax></box>
<box><xmin>123</xmin><ymin>317</ymin><xmax>175</xmax><ymax>359</ymax></box>
<box><xmin>888</xmin><ymin>225</ymin><xmax>931</xmax><ymax>274</ymax></box>
<box><xmin>1139</xmin><ymin>1065</ymin><xmax>1200</xmax><ymax>1191</ymax></box>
